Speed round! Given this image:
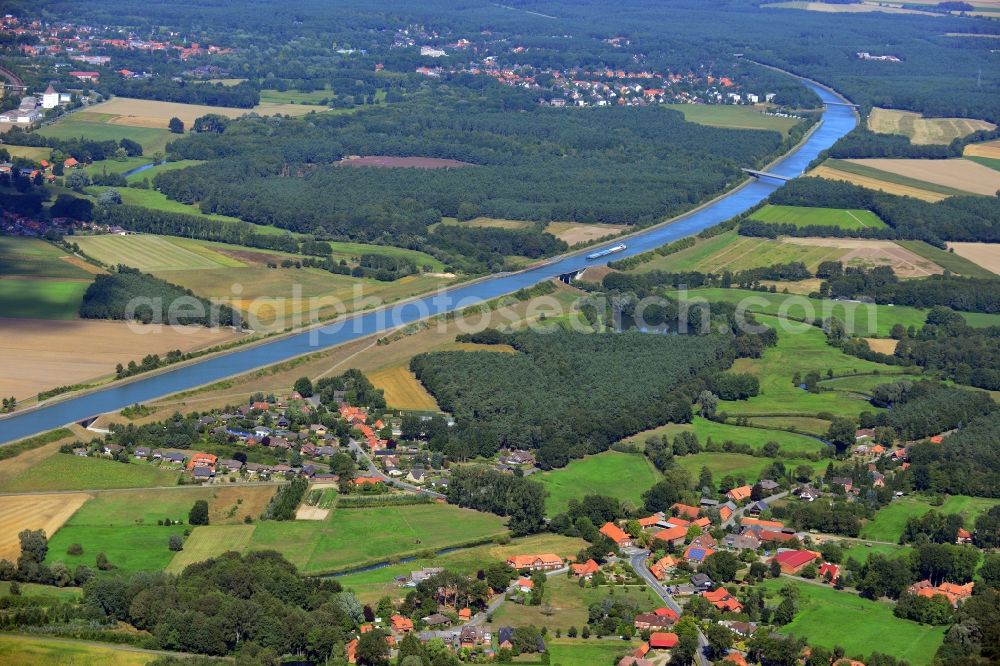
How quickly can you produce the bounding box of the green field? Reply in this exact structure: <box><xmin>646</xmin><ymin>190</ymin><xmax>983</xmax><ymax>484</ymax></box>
<box><xmin>0</xmin><ymin>279</ymin><xmax>91</xmax><ymax>320</ymax></box>
<box><xmin>37</xmin><ymin>119</ymin><xmax>171</xmax><ymax>155</ymax></box>
<box><xmin>124</xmin><ymin>159</ymin><xmax>205</xmax><ymax>183</ymax></box>
<box><xmin>492</xmin><ymin>574</ymin><xmax>661</xmax><ymax>629</ymax></box>
<box><xmin>336</xmin><ymin>533</ymin><xmax>587</xmax><ymax>603</ymax></box>
<box><xmin>0</xmin><ymin>581</ymin><xmax>83</xmax><ymax>600</ymax></box>
<box><xmin>259</xmin><ymin>87</ymin><xmax>333</xmax><ymax>104</ymax></box>
<box><xmin>818</xmin><ymin>373</ymin><xmax>923</xmax><ymax>396</ymax></box>
<box><xmin>535</xmin><ymin>451</ymin><xmax>661</xmax><ymax>516</ymax></box>
<box><xmin>46</xmin><ymin>524</ymin><xmax>188</xmax><ymax>575</ymax></box>
<box><xmin>860</xmin><ymin>494</ymin><xmax>1000</xmax><ymax>542</ymax></box>
<box><xmin>91</xmin><ymin>186</ymin><xmax>251</xmax><ymax>225</ymax></box>
<box><xmin>0</xmin><ymin>454</ymin><xmax>182</xmax><ymax>492</ymax></box>
<box><xmin>0</xmin><ymin>634</ymin><xmax>157</xmax><ymax>666</ymax></box>
<box><xmin>65</xmin><ymin>488</ymin><xmax>216</xmax><ymax>527</ymax></box>
<box><xmin>715</xmin><ymin>314</ymin><xmax>900</xmax><ymax>418</ymax></box>
<box><xmin>631</xmin><ymin>231</ymin><xmax>848</xmax><ymax>274</ymax></box>
<box><xmin>967</xmin><ymin>155</ymin><xmax>1000</xmax><ymax>173</ymax></box>
<box><xmin>667</xmin><ymin>104</ymin><xmax>801</xmax><ymax>135</ymax></box>
<box><xmin>547</xmin><ymin>638</ymin><xmax>642</xmax><ymax>666</ymax></box>
<box><xmin>839</xmin><ymin>541</ymin><xmax>912</xmax><ymax>565</ymax></box>
<box><xmin>676</xmin><ymin>452</ymin><xmax>828</xmax><ymax>486</ymax></box>
<box><xmin>75</xmin><ymin>234</ymin><xmax>243</xmax><ymax>271</ymax></box>
<box><xmin>623</xmin><ymin>416</ymin><xmax>827</xmax><ymax>455</ymax></box>
<box><xmin>4</xmin><ymin>145</ymin><xmax>53</xmax><ymax>162</ymax></box>
<box><xmin>82</xmin><ymin>156</ymin><xmax>150</xmax><ymax>178</ymax></box>
<box><xmin>248</xmin><ymin>503</ymin><xmax>509</xmax><ymax>574</ymax></box>
<box><xmin>326</xmin><ymin>241</ymin><xmax>446</xmax><ymax>272</ymax></box>
<box><xmin>165</xmin><ymin>524</ymin><xmax>256</xmax><ymax>573</ymax></box>
<box><xmin>749</xmin><ymin>204</ymin><xmax>887</xmax><ymax>230</ymax></box>
<box><xmin>0</xmin><ymin>237</ymin><xmax>94</xmax><ymax>279</ymax></box>
<box><xmin>824</xmin><ymin>159</ymin><xmax>969</xmax><ymax>198</ymax></box>
<box><xmin>758</xmin><ymin>579</ymin><xmax>945</xmax><ymax>664</ymax></box>
<box><xmin>681</xmin><ymin>288</ymin><xmax>1000</xmax><ymax>336</ymax></box>
<box><xmin>896</xmin><ymin>240</ymin><xmax>999</xmax><ymax>279</ymax></box>
<box><xmin>746</xmin><ymin>416</ymin><xmax>832</xmax><ymax>436</ymax></box>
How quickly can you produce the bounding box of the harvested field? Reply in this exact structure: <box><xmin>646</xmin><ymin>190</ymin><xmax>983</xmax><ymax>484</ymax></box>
<box><xmin>965</xmin><ymin>139</ymin><xmax>1000</xmax><ymax>160</ymax></box>
<box><xmin>781</xmin><ymin>237</ymin><xmax>944</xmax><ymax>277</ymax></box>
<box><xmin>846</xmin><ymin>158</ymin><xmax>1000</xmax><ymax>196</ymax></box>
<box><xmin>866</xmin><ymin>338</ymin><xmax>899</xmax><ymax>354</ymax></box>
<box><xmin>946</xmin><ymin>242</ymin><xmax>1000</xmax><ymax>275</ymax></box>
<box><xmin>809</xmin><ymin>164</ymin><xmax>944</xmax><ymax>201</ymax></box>
<box><xmin>368</xmin><ymin>366</ymin><xmax>440</xmax><ymax>411</ymax></box>
<box><xmin>0</xmin><ymin>493</ymin><xmax>90</xmax><ymax>561</ymax></box>
<box><xmin>440</xmin><ymin>216</ymin><xmax>531</xmax><ymax>230</ymax></box>
<box><xmin>868</xmin><ymin>108</ymin><xmax>995</xmax><ymax>145</ymax></box>
<box><xmin>758</xmin><ymin>278</ymin><xmax>824</xmax><ymax>294</ymax></box>
<box><xmin>81</xmin><ymin>97</ymin><xmax>325</xmax><ymax>129</ymax></box>
<box><xmin>545</xmin><ymin>221</ymin><xmax>628</xmax><ymax>245</ymax></box>
<box><xmin>339</xmin><ymin>155</ymin><xmax>473</xmax><ymax>169</ymax></box>
<box><xmin>0</xmin><ymin>318</ymin><xmax>241</xmax><ymax>401</ymax></box>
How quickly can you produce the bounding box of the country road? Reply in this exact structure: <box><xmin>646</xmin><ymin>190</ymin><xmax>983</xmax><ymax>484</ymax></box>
<box><xmin>346</xmin><ymin>438</ymin><xmax>446</xmax><ymax>499</ymax></box>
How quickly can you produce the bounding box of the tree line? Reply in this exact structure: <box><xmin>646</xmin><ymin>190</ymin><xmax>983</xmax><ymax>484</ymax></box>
<box><xmin>80</xmin><ymin>265</ymin><xmax>243</xmax><ymax>328</ymax></box>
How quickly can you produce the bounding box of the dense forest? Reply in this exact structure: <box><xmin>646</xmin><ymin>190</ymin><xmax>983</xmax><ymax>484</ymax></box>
<box><xmin>80</xmin><ymin>266</ymin><xmax>243</xmax><ymax>328</ymax></box>
<box><xmin>154</xmin><ymin>93</ymin><xmax>789</xmax><ymax>234</ymax></box>
<box><xmin>410</xmin><ymin>329</ymin><xmax>753</xmax><ymax>468</ymax></box>
<box><xmin>742</xmin><ymin>177</ymin><xmax>1000</xmax><ymax>244</ymax></box>
<box><xmin>908</xmin><ymin>410</ymin><xmax>1000</xmax><ymax>498</ymax></box>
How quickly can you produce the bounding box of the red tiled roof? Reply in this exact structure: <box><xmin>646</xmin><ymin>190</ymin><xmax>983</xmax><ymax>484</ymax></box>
<box><xmin>649</xmin><ymin>632</ymin><xmax>678</xmax><ymax>649</ymax></box>
<box><xmin>653</xmin><ymin>525</ymin><xmax>687</xmax><ymax>543</ymax></box>
<box><xmin>600</xmin><ymin>521</ymin><xmax>631</xmax><ymax>545</ymax></box>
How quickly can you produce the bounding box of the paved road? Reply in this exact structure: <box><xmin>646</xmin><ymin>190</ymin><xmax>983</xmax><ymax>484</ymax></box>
<box><xmin>629</xmin><ymin>550</ymin><xmax>710</xmax><ymax>666</ymax></box>
<box><xmin>346</xmin><ymin>438</ymin><xmax>446</xmax><ymax>499</ymax></box>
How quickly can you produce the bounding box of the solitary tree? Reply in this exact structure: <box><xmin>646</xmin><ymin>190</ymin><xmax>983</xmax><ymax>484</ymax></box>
<box><xmin>168</xmin><ymin>116</ymin><xmax>184</xmax><ymax>133</ymax></box>
<box><xmin>168</xmin><ymin>534</ymin><xmax>183</xmax><ymax>551</ymax></box>
<box><xmin>189</xmin><ymin>499</ymin><xmax>210</xmax><ymax>525</ymax></box>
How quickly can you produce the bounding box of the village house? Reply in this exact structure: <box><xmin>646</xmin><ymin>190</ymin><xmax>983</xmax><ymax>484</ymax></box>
<box><xmin>515</xmin><ymin>577</ymin><xmax>534</xmax><ymax>593</ymax></box>
<box><xmin>459</xmin><ymin>625</ymin><xmax>489</xmax><ymax>649</ymax></box>
<box><xmin>649</xmin><ymin>555</ymin><xmax>678</xmax><ymax>580</ymax></box>
<box><xmin>770</xmin><ymin>549</ymin><xmax>819</xmax><ymax>575</ymax></box>
<box><xmin>726</xmin><ymin>485</ymin><xmax>753</xmax><ymax>504</ymax></box>
<box><xmin>653</xmin><ymin>525</ymin><xmax>687</xmax><ymax>547</ymax></box>
<box><xmin>957</xmin><ymin>528</ymin><xmax>973</xmax><ymax>544</ymax></box>
<box><xmin>506</xmin><ymin>553</ymin><xmax>562</xmax><ymax>571</ymax></box>
<box><xmin>389</xmin><ymin>614</ymin><xmax>413</xmax><ymax>633</ymax></box>
<box><xmin>599</xmin><ymin>521</ymin><xmax>633</xmax><ymax>548</ymax></box>
<box><xmin>671</xmin><ymin>502</ymin><xmax>701</xmax><ymax>519</ymax></box>
<box><xmin>649</xmin><ymin>632</ymin><xmax>679</xmax><ymax>651</ymax></box>
<box><xmin>819</xmin><ymin>562</ymin><xmax>840</xmax><ymax>582</ymax></box>
<box><xmin>907</xmin><ymin>580</ymin><xmax>974</xmax><ymax>607</ymax></box>
<box><xmin>634</xmin><ymin>607</ymin><xmax>678</xmax><ymax>631</ymax></box>
<box><xmin>724</xmin><ymin>529</ymin><xmax>762</xmax><ymax>551</ymax></box>
<box><xmin>570</xmin><ymin>559</ymin><xmax>600</xmax><ymax>578</ymax></box>
<box><xmin>703</xmin><ymin>587</ymin><xmax>743</xmax><ymax>613</ymax></box>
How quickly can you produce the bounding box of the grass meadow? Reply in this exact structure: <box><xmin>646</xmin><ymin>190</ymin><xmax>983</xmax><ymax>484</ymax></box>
<box><xmin>860</xmin><ymin>494</ymin><xmax>1000</xmax><ymax>542</ymax></box>
<box><xmin>47</xmin><ymin>524</ymin><xmax>188</xmax><ymax>574</ymax></box>
<box><xmin>758</xmin><ymin>579</ymin><xmax>945</xmax><ymax>664</ymax></box>
<box><xmin>535</xmin><ymin>451</ymin><xmax>661</xmax><ymax>516</ymax></box>
<box><xmin>676</xmin><ymin>452</ymin><xmax>828</xmax><ymax>486</ymax></box>
<box><xmin>546</xmin><ymin>638</ymin><xmax>642</xmax><ymax>666</ymax></box>
<box><xmin>0</xmin><ymin>454</ymin><xmax>182</xmax><ymax>492</ymax></box>
<box><xmin>0</xmin><ymin>634</ymin><xmax>157</xmax><ymax>666</ymax></box>
<box><xmin>0</xmin><ymin>279</ymin><xmax>91</xmax><ymax>319</ymax></box>
<box><xmin>249</xmin><ymin>503</ymin><xmax>509</xmax><ymax>574</ymax></box>
<box><xmin>623</xmin><ymin>416</ymin><xmax>826</xmax><ymax>454</ymax></box>
<box><xmin>335</xmin><ymin>533</ymin><xmax>588</xmax><ymax>604</ymax></box>
<box><xmin>37</xmin><ymin>117</ymin><xmax>172</xmax><ymax>154</ymax></box>
<box><xmin>666</xmin><ymin>104</ymin><xmax>801</xmax><ymax>135</ymax></box>
<box><xmin>749</xmin><ymin>204</ymin><xmax>887</xmax><ymax>230</ymax></box>
<box><xmin>491</xmin><ymin>574</ymin><xmax>661</xmax><ymax>629</ymax></box>
<box><xmin>0</xmin><ymin>237</ymin><xmax>94</xmax><ymax>279</ymax></box>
